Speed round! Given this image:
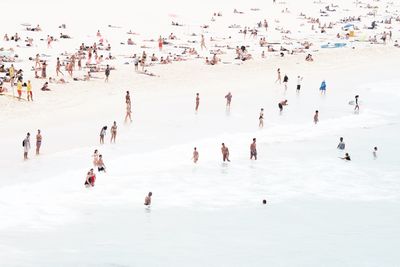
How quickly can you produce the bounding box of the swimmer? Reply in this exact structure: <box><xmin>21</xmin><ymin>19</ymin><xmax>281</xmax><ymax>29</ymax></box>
<box><xmin>314</xmin><ymin>110</ymin><xmax>319</xmax><ymax>124</ymax></box>
<box><xmin>195</xmin><ymin>93</ymin><xmax>200</xmax><ymax>112</ymax></box>
<box><xmin>259</xmin><ymin>108</ymin><xmax>264</xmax><ymax>128</ymax></box>
<box><xmin>192</xmin><ymin>147</ymin><xmax>199</xmax><ymax>163</ymax></box>
<box><xmin>99</xmin><ymin>126</ymin><xmax>107</xmax><ymax>144</ymax></box>
<box><xmin>23</xmin><ymin>132</ymin><xmax>31</xmax><ymax>160</ymax></box>
<box><xmin>283</xmin><ymin>74</ymin><xmax>289</xmax><ymax>89</ymax></box>
<box><xmin>337</xmin><ymin>137</ymin><xmax>345</xmax><ymax>150</ymax></box>
<box><xmin>296</xmin><ymin>76</ymin><xmax>303</xmax><ymax>91</ymax></box>
<box><xmin>319</xmin><ymin>80</ymin><xmax>326</xmax><ymax>94</ymax></box>
<box><xmin>97</xmin><ymin>155</ymin><xmax>106</xmax><ymax>172</ymax></box>
<box><xmin>221</xmin><ymin>143</ymin><xmax>230</xmax><ymax>162</ymax></box>
<box><xmin>278</xmin><ymin>100</ymin><xmax>288</xmax><ymax>113</ymax></box>
<box><xmin>340</xmin><ymin>153</ymin><xmax>351</xmax><ymax>161</ymax></box>
<box><xmin>354</xmin><ymin>95</ymin><xmax>360</xmax><ymax>112</ymax></box>
<box><xmin>105</xmin><ymin>65</ymin><xmax>110</xmax><ymax>82</ymax></box>
<box><xmin>92</xmin><ymin>149</ymin><xmax>99</xmax><ymax>166</ymax></box>
<box><xmin>373</xmin><ymin>147</ymin><xmax>378</xmax><ymax>159</ymax></box>
<box><xmin>225</xmin><ymin>92</ymin><xmax>232</xmax><ymax>108</ymax></box>
<box><xmin>144</xmin><ymin>192</ymin><xmax>152</xmax><ymax>206</ymax></box>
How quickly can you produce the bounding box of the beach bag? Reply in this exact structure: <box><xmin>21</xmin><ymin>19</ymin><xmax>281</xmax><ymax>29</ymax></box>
<box><xmin>22</xmin><ymin>139</ymin><xmax>25</xmax><ymax>147</ymax></box>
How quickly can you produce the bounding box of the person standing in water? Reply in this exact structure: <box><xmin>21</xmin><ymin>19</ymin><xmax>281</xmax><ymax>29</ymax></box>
<box><xmin>97</xmin><ymin>155</ymin><xmax>106</xmax><ymax>172</ymax></box>
<box><xmin>275</xmin><ymin>68</ymin><xmax>281</xmax><ymax>84</ymax></box>
<box><xmin>354</xmin><ymin>95</ymin><xmax>360</xmax><ymax>112</ymax></box>
<box><xmin>319</xmin><ymin>80</ymin><xmax>326</xmax><ymax>94</ymax></box>
<box><xmin>23</xmin><ymin>133</ymin><xmax>31</xmax><ymax>160</ymax></box>
<box><xmin>259</xmin><ymin>108</ymin><xmax>264</xmax><ymax>128</ymax></box>
<box><xmin>110</xmin><ymin>121</ymin><xmax>117</xmax><ymax>143</ymax></box>
<box><xmin>221</xmin><ymin>143</ymin><xmax>230</xmax><ymax>162</ymax></box>
<box><xmin>314</xmin><ymin>110</ymin><xmax>319</xmax><ymax>124</ymax></box>
<box><xmin>192</xmin><ymin>147</ymin><xmax>199</xmax><ymax>163</ymax></box>
<box><xmin>35</xmin><ymin>130</ymin><xmax>42</xmax><ymax>155</ymax></box>
<box><xmin>100</xmin><ymin>126</ymin><xmax>107</xmax><ymax>144</ymax></box>
<box><xmin>278</xmin><ymin>100</ymin><xmax>288</xmax><ymax>113</ymax></box>
<box><xmin>125</xmin><ymin>91</ymin><xmax>131</xmax><ymax>104</ymax></box>
<box><xmin>225</xmin><ymin>92</ymin><xmax>232</xmax><ymax>108</ymax></box>
<box><xmin>250</xmin><ymin>138</ymin><xmax>257</xmax><ymax>160</ymax></box>
<box><xmin>296</xmin><ymin>76</ymin><xmax>303</xmax><ymax>92</ymax></box>
<box><xmin>337</xmin><ymin>137</ymin><xmax>345</xmax><ymax>150</ymax></box>
<box><xmin>195</xmin><ymin>93</ymin><xmax>200</xmax><ymax>112</ymax></box>
<box><xmin>125</xmin><ymin>102</ymin><xmax>132</xmax><ymax>123</ymax></box>
<box><xmin>283</xmin><ymin>74</ymin><xmax>289</xmax><ymax>90</ymax></box>
<box><xmin>27</xmin><ymin>80</ymin><xmax>33</xmax><ymax>101</ymax></box>
<box><xmin>144</xmin><ymin>192</ymin><xmax>152</xmax><ymax>206</ymax></box>
<box><xmin>373</xmin><ymin>147</ymin><xmax>378</xmax><ymax>159</ymax></box>
<box><xmin>92</xmin><ymin>149</ymin><xmax>99</xmax><ymax>167</ymax></box>
<box><xmin>105</xmin><ymin>65</ymin><xmax>110</xmax><ymax>82</ymax></box>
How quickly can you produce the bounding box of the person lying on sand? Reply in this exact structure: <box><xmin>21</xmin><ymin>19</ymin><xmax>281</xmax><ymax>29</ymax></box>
<box><xmin>49</xmin><ymin>77</ymin><xmax>67</xmax><ymax>84</ymax></box>
<box><xmin>139</xmin><ymin>70</ymin><xmax>158</xmax><ymax>77</ymax></box>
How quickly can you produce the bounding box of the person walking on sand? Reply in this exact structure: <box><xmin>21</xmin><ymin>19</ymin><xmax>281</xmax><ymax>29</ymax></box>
<box><xmin>221</xmin><ymin>143</ymin><xmax>230</xmax><ymax>162</ymax></box>
<box><xmin>283</xmin><ymin>74</ymin><xmax>289</xmax><ymax>89</ymax></box>
<box><xmin>278</xmin><ymin>100</ymin><xmax>288</xmax><ymax>113</ymax></box>
<box><xmin>259</xmin><ymin>108</ymin><xmax>264</xmax><ymax>128</ymax></box>
<box><xmin>35</xmin><ymin>129</ymin><xmax>42</xmax><ymax>155</ymax></box>
<box><xmin>97</xmin><ymin>155</ymin><xmax>106</xmax><ymax>172</ymax></box>
<box><xmin>56</xmin><ymin>57</ymin><xmax>64</xmax><ymax>76</ymax></box>
<box><xmin>105</xmin><ymin>65</ymin><xmax>110</xmax><ymax>82</ymax></box>
<box><xmin>144</xmin><ymin>192</ymin><xmax>152</xmax><ymax>206</ymax></box>
<box><xmin>314</xmin><ymin>110</ymin><xmax>319</xmax><ymax>124</ymax></box>
<box><xmin>100</xmin><ymin>126</ymin><xmax>107</xmax><ymax>144</ymax></box>
<box><xmin>17</xmin><ymin>79</ymin><xmax>22</xmax><ymax>100</ymax></box>
<box><xmin>192</xmin><ymin>147</ymin><xmax>199</xmax><ymax>163</ymax></box>
<box><xmin>195</xmin><ymin>93</ymin><xmax>200</xmax><ymax>112</ymax></box>
<box><xmin>201</xmin><ymin>34</ymin><xmax>206</xmax><ymax>50</ymax></box>
<box><xmin>354</xmin><ymin>95</ymin><xmax>360</xmax><ymax>112</ymax></box>
<box><xmin>337</xmin><ymin>137</ymin><xmax>345</xmax><ymax>150</ymax></box>
<box><xmin>110</xmin><ymin>121</ymin><xmax>117</xmax><ymax>143</ymax></box>
<box><xmin>319</xmin><ymin>80</ymin><xmax>326</xmax><ymax>94</ymax></box>
<box><xmin>225</xmin><ymin>92</ymin><xmax>232</xmax><ymax>108</ymax></box>
<box><xmin>23</xmin><ymin>132</ymin><xmax>31</xmax><ymax>160</ymax></box>
<box><xmin>27</xmin><ymin>80</ymin><xmax>33</xmax><ymax>101</ymax></box>
<box><xmin>296</xmin><ymin>76</ymin><xmax>303</xmax><ymax>92</ymax></box>
<box><xmin>250</xmin><ymin>138</ymin><xmax>257</xmax><ymax>160</ymax></box>
<box><xmin>275</xmin><ymin>68</ymin><xmax>281</xmax><ymax>84</ymax></box>
<box><xmin>125</xmin><ymin>91</ymin><xmax>131</xmax><ymax>104</ymax></box>
<box><xmin>158</xmin><ymin>35</ymin><xmax>163</xmax><ymax>51</ymax></box>
<box><xmin>125</xmin><ymin>102</ymin><xmax>132</xmax><ymax>123</ymax></box>
<box><xmin>9</xmin><ymin>64</ymin><xmax>15</xmax><ymax>88</ymax></box>
<box><xmin>41</xmin><ymin>61</ymin><xmax>47</xmax><ymax>78</ymax></box>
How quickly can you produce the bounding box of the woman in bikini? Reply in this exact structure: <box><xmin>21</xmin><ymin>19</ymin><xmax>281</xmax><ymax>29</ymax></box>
<box><xmin>36</xmin><ymin>129</ymin><xmax>42</xmax><ymax>155</ymax></box>
<box><xmin>110</xmin><ymin>121</ymin><xmax>117</xmax><ymax>143</ymax></box>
